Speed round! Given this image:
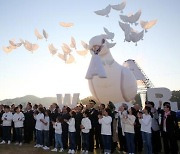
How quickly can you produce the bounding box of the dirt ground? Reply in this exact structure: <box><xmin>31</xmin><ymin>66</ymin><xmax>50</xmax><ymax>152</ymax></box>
<box><xmin>0</xmin><ymin>141</ymin><xmax>180</xmax><ymax>154</ymax></box>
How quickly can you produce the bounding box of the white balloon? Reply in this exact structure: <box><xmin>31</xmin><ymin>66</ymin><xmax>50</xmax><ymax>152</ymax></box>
<box><xmin>120</xmin><ymin>10</ymin><xmax>141</xmax><ymax>25</ymax></box>
<box><xmin>140</xmin><ymin>19</ymin><xmax>157</xmax><ymax>32</ymax></box>
<box><xmin>94</xmin><ymin>5</ymin><xmax>111</xmax><ymax>17</ymax></box>
<box><xmin>111</xmin><ymin>1</ymin><xmax>126</xmax><ymax>12</ymax></box>
<box><xmin>87</xmin><ymin>35</ymin><xmax>137</xmax><ymax>104</ymax></box>
<box><xmin>103</xmin><ymin>27</ymin><xmax>115</xmax><ymax>40</ymax></box>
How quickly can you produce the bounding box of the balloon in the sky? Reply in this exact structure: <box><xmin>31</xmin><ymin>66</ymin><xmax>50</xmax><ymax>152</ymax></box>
<box><xmin>103</xmin><ymin>27</ymin><xmax>115</xmax><ymax>41</ymax></box>
<box><xmin>57</xmin><ymin>53</ymin><xmax>75</xmax><ymax>64</ymax></box>
<box><xmin>62</xmin><ymin>43</ymin><xmax>71</xmax><ymax>54</ymax></box>
<box><xmin>130</xmin><ymin>30</ymin><xmax>144</xmax><ymax>46</ymax></box>
<box><xmin>59</xmin><ymin>22</ymin><xmax>74</xmax><ymax>28</ymax></box>
<box><xmin>81</xmin><ymin>41</ymin><xmax>89</xmax><ymax>50</ymax></box>
<box><xmin>118</xmin><ymin>21</ymin><xmax>132</xmax><ymax>42</ymax></box>
<box><xmin>34</xmin><ymin>29</ymin><xmax>43</xmax><ymax>40</ymax></box>
<box><xmin>86</xmin><ymin>34</ymin><xmax>137</xmax><ymax>104</ymax></box>
<box><xmin>9</xmin><ymin>40</ymin><xmax>16</xmax><ymax>47</ymax></box>
<box><xmin>76</xmin><ymin>49</ymin><xmax>89</xmax><ymax>56</ymax></box>
<box><xmin>111</xmin><ymin>0</ymin><xmax>126</xmax><ymax>13</ymax></box>
<box><xmin>48</xmin><ymin>43</ymin><xmax>58</xmax><ymax>55</ymax></box>
<box><xmin>120</xmin><ymin>10</ymin><xmax>141</xmax><ymax>25</ymax></box>
<box><xmin>140</xmin><ymin>20</ymin><xmax>157</xmax><ymax>32</ymax></box>
<box><xmin>24</xmin><ymin>40</ymin><xmax>39</xmax><ymax>53</ymax></box>
<box><xmin>43</xmin><ymin>29</ymin><xmax>48</xmax><ymax>41</ymax></box>
<box><xmin>118</xmin><ymin>21</ymin><xmax>131</xmax><ymax>33</ymax></box>
<box><xmin>9</xmin><ymin>40</ymin><xmax>22</xmax><ymax>48</ymax></box>
<box><xmin>57</xmin><ymin>53</ymin><xmax>67</xmax><ymax>61</ymax></box>
<box><xmin>2</xmin><ymin>46</ymin><xmax>14</xmax><ymax>53</ymax></box>
<box><xmin>70</xmin><ymin>37</ymin><xmax>76</xmax><ymax>49</ymax></box>
<box><xmin>19</xmin><ymin>39</ymin><xmax>25</xmax><ymax>45</ymax></box>
<box><xmin>94</xmin><ymin>5</ymin><xmax>111</xmax><ymax>17</ymax></box>
<box><xmin>66</xmin><ymin>54</ymin><xmax>75</xmax><ymax>64</ymax></box>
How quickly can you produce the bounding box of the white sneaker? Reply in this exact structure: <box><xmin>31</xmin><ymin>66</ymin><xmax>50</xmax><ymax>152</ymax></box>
<box><xmin>0</xmin><ymin>140</ymin><xmax>5</xmax><ymax>144</ymax></box>
<box><xmin>7</xmin><ymin>140</ymin><xmax>11</xmax><ymax>144</ymax></box>
<box><xmin>14</xmin><ymin>142</ymin><xmax>19</xmax><ymax>145</ymax></box>
<box><xmin>68</xmin><ymin>149</ymin><xmax>72</xmax><ymax>153</ymax></box>
<box><xmin>19</xmin><ymin>142</ymin><xmax>22</xmax><ymax>146</ymax></box>
<box><xmin>59</xmin><ymin>148</ymin><xmax>64</xmax><ymax>152</ymax></box>
<box><xmin>85</xmin><ymin>150</ymin><xmax>88</xmax><ymax>154</ymax></box>
<box><xmin>34</xmin><ymin>144</ymin><xmax>40</xmax><ymax>148</ymax></box>
<box><xmin>71</xmin><ymin>149</ymin><xmax>75</xmax><ymax>154</ymax></box>
<box><xmin>43</xmin><ymin>146</ymin><xmax>50</xmax><ymax>150</ymax></box>
<box><xmin>51</xmin><ymin>148</ymin><xmax>58</xmax><ymax>152</ymax></box>
<box><xmin>38</xmin><ymin>145</ymin><xmax>43</xmax><ymax>148</ymax></box>
<box><xmin>81</xmin><ymin>150</ymin><xmax>85</xmax><ymax>154</ymax></box>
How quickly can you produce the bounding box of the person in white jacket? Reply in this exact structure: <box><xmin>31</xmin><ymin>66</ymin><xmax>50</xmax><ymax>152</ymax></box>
<box><xmin>42</xmin><ymin>109</ymin><xmax>50</xmax><ymax>150</ymax></box>
<box><xmin>51</xmin><ymin>116</ymin><xmax>64</xmax><ymax>152</ymax></box>
<box><xmin>64</xmin><ymin>110</ymin><xmax>76</xmax><ymax>154</ymax></box>
<box><xmin>118</xmin><ymin>103</ymin><xmax>128</xmax><ymax>153</ymax></box>
<box><xmin>80</xmin><ymin>109</ymin><xmax>92</xmax><ymax>154</ymax></box>
<box><xmin>122</xmin><ymin>107</ymin><xmax>136</xmax><ymax>154</ymax></box>
<box><xmin>138</xmin><ymin>106</ymin><xmax>152</xmax><ymax>154</ymax></box>
<box><xmin>0</xmin><ymin>105</ymin><xmax>13</xmax><ymax>144</ymax></box>
<box><xmin>13</xmin><ymin>107</ymin><xmax>25</xmax><ymax>146</ymax></box>
<box><xmin>98</xmin><ymin>108</ymin><xmax>112</xmax><ymax>154</ymax></box>
<box><xmin>34</xmin><ymin>107</ymin><xmax>44</xmax><ymax>148</ymax></box>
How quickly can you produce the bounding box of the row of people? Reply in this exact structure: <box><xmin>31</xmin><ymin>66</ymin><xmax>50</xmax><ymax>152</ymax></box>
<box><xmin>0</xmin><ymin>100</ymin><xmax>179</xmax><ymax>154</ymax></box>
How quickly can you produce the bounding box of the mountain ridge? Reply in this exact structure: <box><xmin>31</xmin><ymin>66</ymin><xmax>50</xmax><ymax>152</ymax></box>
<box><xmin>0</xmin><ymin>95</ymin><xmax>57</xmax><ymax>107</ymax></box>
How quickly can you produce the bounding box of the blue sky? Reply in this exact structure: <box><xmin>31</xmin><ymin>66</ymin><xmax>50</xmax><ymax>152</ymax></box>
<box><xmin>0</xmin><ymin>0</ymin><xmax>180</xmax><ymax>100</ymax></box>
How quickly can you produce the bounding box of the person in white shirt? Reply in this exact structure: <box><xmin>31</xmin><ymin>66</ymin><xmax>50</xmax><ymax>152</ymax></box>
<box><xmin>51</xmin><ymin>116</ymin><xmax>64</xmax><ymax>153</ymax></box>
<box><xmin>34</xmin><ymin>107</ymin><xmax>44</xmax><ymax>148</ymax></box>
<box><xmin>0</xmin><ymin>105</ymin><xmax>13</xmax><ymax>144</ymax></box>
<box><xmin>42</xmin><ymin>109</ymin><xmax>50</xmax><ymax>150</ymax></box>
<box><xmin>138</xmin><ymin>106</ymin><xmax>152</xmax><ymax>154</ymax></box>
<box><xmin>98</xmin><ymin>108</ymin><xmax>112</xmax><ymax>154</ymax></box>
<box><xmin>118</xmin><ymin>103</ymin><xmax>128</xmax><ymax>153</ymax></box>
<box><xmin>13</xmin><ymin>107</ymin><xmax>25</xmax><ymax>146</ymax></box>
<box><xmin>64</xmin><ymin>110</ymin><xmax>76</xmax><ymax>154</ymax></box>
<box><xmin>122</xmin><ymin>107</ymin><xmax>136</xmax><ymax>154</ymax></box>
<box><xmin>80</xmin><ymin>109</ymin><xmax>92</xmax><ymax>154</ymax></box>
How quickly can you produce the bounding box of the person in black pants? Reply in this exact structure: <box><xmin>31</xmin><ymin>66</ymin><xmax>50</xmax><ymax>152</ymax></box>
<box><xmin>88</xmin><ymin>100</ymin><xmax>99</xmax><ymax>152</ymax></box>
<box><xmin>49</xmin><ymin>103</ymin><xmax>59</xmax><ymax>147</ymax></box>
<box><xmin>24</xmin><ymin>102</ymin><xmax>35</xmax><ymax>143</ymax></box>
<box><xmin>160</xmin><ymin>102</ymin><xmax>179</xmax><ymax>154</ymax></box>
<box><xmin>61</xmin><ymin>106</ymin><xmax>71</xmax><ymax>150</ymax></box>
<box><xmin>75</xmin><ymin>105</ymin><xmax>83</xmax><ymax>151</ymax></box>
<box><xmin>0</xmin><ymin>105</ymin><xmax>4</xmax><ymax>141</ymax></box>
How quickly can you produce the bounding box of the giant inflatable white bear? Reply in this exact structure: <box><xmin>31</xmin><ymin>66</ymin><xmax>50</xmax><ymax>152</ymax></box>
<box><xmin>86</xmin><ymin>34</ymin><xmax>137</xmax><ymax>104</ymax></box>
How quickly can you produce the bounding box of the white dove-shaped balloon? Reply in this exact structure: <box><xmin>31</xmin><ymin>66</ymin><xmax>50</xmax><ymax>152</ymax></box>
<box><xmin>103</xmin><ymin>27</ymin><xmax>115</xmax><ymax>41</ymax></box>
<box><xmin>140</xmin><ymin>20</ymin><xmax>157</xmax><ymax>32</ymax></box>
<box><xmin>130</xmin><ymin>29</ymin><xmax>144</xmax><ymax>46</ymax></box>
<box><xmin>70</xmin><ymin>37</ymin><xmax>76</xmax><ymax>49</ymax></box>
<box><xmin>86</xmin><ymin>34</ymin><xmax>137</xmax><ymax>104</ymax></box>
<box><xmin>94</xmin><ymin>5</ymin><xmax>111</xmax><ymax>17</ymax></box>
<box><xmin>34</xmin><ymin>29</ymin><xmax>43</xmax><ymax>40</ymax></box>
<box><xmin>48</xmin><ymin>43</ymin><xmax>58</xmax><ymax>55</ymax></box>
<box><xmin>120</xmin><ymin>10</ymin><xmax>141</xmax><ymax>25</ymax></box>
<box><xmin>24</xmin><ymin>40</ymin><xmax>39</xmax><ymax>53</ymax></box>
<box><xmin>59</xmin><ymin>22</ymin><xmax>74</xmax><ymax>28</ymax></box>
<box><xmin>111</xmin><ymin>0</ymin><xmax>126</xmax><ymax>13</ymax></box>
<box><xmin>43</xmin><ymin>29</ymin><xmax>48</xmax><ymax>41</ymax></box>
